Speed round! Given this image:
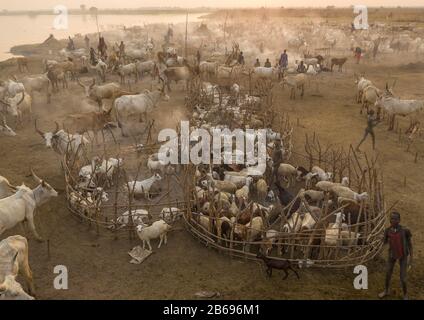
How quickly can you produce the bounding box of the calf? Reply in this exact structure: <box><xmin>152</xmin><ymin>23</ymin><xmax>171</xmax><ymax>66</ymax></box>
<box><xmin>330</xmin><ymin>57</ymin><xmax>348</xmax><ymax>72</ymax></box>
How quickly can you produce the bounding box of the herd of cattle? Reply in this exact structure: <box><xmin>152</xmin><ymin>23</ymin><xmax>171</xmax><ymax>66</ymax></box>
<box><xmin>0</xmin><ymin>15</ymin><xmax>423</xmax><ymax>299</ymax></box>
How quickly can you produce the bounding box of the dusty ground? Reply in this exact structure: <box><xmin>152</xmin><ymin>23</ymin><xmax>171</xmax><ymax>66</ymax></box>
<box><xmin>1</xmin><ymin>46</ymin><xmax>424</xmax><ymax>300</ymax></box>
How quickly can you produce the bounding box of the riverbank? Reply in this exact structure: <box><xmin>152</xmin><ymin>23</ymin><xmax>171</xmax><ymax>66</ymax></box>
<box><xmin>0</xmin><ymin>7</ymin><xmax>215</xmax><ymax>16</ymax></box>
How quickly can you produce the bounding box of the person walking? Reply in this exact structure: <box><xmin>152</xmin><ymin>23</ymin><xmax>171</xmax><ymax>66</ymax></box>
<box><xmin>354</xmin><ymin>46</ymin><xmax>362</xmax><ymax>64</ymax></box>
<box><xmin>119</xmin><ymin>41</ymin><xmax>125</xmax><ymax>59</ymax></box>
<box><xmin>278</xmin><ymin>50</ymin><xmax>288</xmax><ymax>79</ymax></box>
<box><xmin>237</xmin><ymin>51</ymin><xmax>245</xmax><ymax>65</ymax></box>
<box><xmin>379</xmin><ymin>212</ymin><xmax>413</xmax><ymax>300</ymax></box>
<box><xmin>84</xmin><ymin>35</ymin><xmax>90</xmax><ymax>50</ymax></box>
<box><xmin>356</xmin><ymin>109</ymin><xmax>379</xmax><ymax>151</ymax></box>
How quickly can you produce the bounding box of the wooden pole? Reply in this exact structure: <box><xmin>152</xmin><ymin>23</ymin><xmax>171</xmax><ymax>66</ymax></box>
<box><xmin>185</xmin><ymin>12</ymin><xmax>188</xmax><ymax>58</ymax></box>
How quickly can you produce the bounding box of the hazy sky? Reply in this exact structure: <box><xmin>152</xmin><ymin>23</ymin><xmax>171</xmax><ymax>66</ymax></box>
<box><xmin>0</xmin><ymin>0</ymin><xmax>423</xmax><ymax>10</ymax></box>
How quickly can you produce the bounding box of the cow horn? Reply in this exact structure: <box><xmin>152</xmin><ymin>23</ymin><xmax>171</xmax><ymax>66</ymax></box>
<box><xmin>30</xmin><ymin>167</ymin><xmax>42</xmax><ymax>183</ymax></box>
<box><xmin>53</xmin><ymin>121</ymin><xmax>60</xmax><ymax>134</ymax></box>
<box><xmin>77</xmin><ymin>79</ymin><xmax>84</xmax><ymax>88</ymax></box>
<box><xmin>392</xmin><ymin>79</ymin><xmax>397</xmax><ymax>89</ymax></box>
<box><xmin>6</xmin><ymin>180</ymin><xmax>17</xmax><ymax>192</ymax></box>
<box><xmin>11</xmin><ymin>252</ymin><xmax>18</xmax><ymax>267</ymax></box>
<box><xmin>385</xmin><ymin>83</ymin><xmax>388</xmax><ymax>90</ymax></box>
<box><xmin>90</xmin><ymin>78</ymin><xmax>96</xmax><ymax>88</ymax></box>
<box><xmin>2</xmin><ymin>115</ymin><xmax>6</xmax><ymax>126</ymax></box>
<box><xmin>34</xmin><ymin>119</ymin><xmax>44</xmax><ymax>137</ymax></box>
<box><xmin>17</xmin><ymin>92</ymin><xmax>25</xmax><ymax>106</ymax></box>
<box><xmin>0</xmin><ymin>99</ymin><xmax>11</xmax><ymax>108</ymax></box>
<box><xmin>12</xmin><ymin>75</ymin><xmax>18</xmax><ymax>81</ymax></box>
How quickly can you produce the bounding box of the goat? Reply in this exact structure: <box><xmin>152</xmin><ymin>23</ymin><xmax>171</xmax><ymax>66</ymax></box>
<box><xmin>136</xmin><ymin>220</ymin><xmax>172</xmax><ymax>251</ymax></box>
<box><xmin>159</xmin><ymin>207</ymin><xmax>183</xmax><ymax>224</ymax></box>
<box><xmin>113</xmin><ymin>209</ymin><xmax>152</xmax><ymax>229</ymax></box>
<box><xmin>256</xmin><ymin>251</ymin><xmax>299</xmax><ymax>280</ymax></box>
<box><xmin>127</xmin><ymin>173</ymin><xmax>162</xmax><ymax>199</ymax></box>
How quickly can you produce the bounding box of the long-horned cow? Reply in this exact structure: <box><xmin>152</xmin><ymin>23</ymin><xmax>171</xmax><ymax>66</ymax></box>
<box><xmin>19</xmin><ymin>74</ymin><xmax>51</xmax><ymax>104</ymax></box>
<box><xmin>0</xmin><ymin>235</ymin><xmax>35</xmax><ymax>300</ymax></box>
<box><xmin>35</xmin><ymin>120</ymin><xmax>89</xmax><ymax>156</ymax></box>
<box><xmin>114</xmin><ymin>87</ymin><xmax>169</xmax><ymax>137</ymax></box>
<box><xmin>62</xmin><ymin>108</ymin><xmax>114</xmax><ymax>143</ymax></box>
<box><xmin>0</xmin><ymin>169</ymin><xmax>58</xmax><ymax>241</ymax></box>
<box><xmin>77</xmin><ymin>78</ymin><xmax>126</xmax><ymax>107</ymax></box>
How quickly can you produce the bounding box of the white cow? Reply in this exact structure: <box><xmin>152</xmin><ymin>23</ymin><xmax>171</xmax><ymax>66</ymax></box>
<box><xmin>135</xmin><ymin>60</ymin><xmax>157</xmax><ymax>79</ymax></box>
<box><xmin>19</xmin><ymin>74</ymin><xmax>51</xmax><ymax>104</ymax></box>
<box><xmin>252</xmin><ymin>66</ymin><xmax>278</xmax><ymax>80</ymax></box>
<box><xmin>0</xmin><ymin>92</ymin><xmax>32</xmax><ymax>126</ymax></box>
<box><xmin>3</xmin><ymin>79</ymin><xmax>25</xmax><ymax>98</ymax></box>
<box><xmin>0</xmin><ymin>170</ymin><xmax>58</xmax><ymax>241</ymax></box>
<box><xmin>0</xmin><ymin>235</ymin><xmax>35</xmax><ymax>300</ymax></box>
<box><xmin>375</xmin><ymin>91</ymin><xmax>424</xmax><ymax>130</ymax></box>
<box><xmin>0</xmin><ymin>175</ymin><xmax>16</xmax><ymax>199</ymax></box>
<box><xmin>35</xmin><ymin>120</ymin><xmax>89</xmax><ymax>156</ymax></box>
<box><xmin>114</xmin><ymin>88</ymin><xmax>168</xmax><ymax>136</ymax></box>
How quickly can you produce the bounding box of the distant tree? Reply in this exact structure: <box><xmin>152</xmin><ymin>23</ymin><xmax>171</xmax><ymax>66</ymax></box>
<box><xmin>80</xmin><ymin>5</ymin><xmax>86</xmax><ymax>12</ymax></box>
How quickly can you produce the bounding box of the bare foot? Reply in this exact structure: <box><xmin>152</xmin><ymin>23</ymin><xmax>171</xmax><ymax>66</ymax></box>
<box><xmin>378</xmin><ymin>291</ymin><xmax>389</xmax><ymax>299</ymax></box>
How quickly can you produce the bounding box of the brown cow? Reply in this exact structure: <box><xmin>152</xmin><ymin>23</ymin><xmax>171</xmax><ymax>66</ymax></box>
<box><xmin>63</xmin><ymin>108</ymin><xmax>113</xmax><ymax>143</ymax></box>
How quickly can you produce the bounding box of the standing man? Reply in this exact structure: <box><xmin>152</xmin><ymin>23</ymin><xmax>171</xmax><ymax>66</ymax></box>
<box><xmin>89</xmin><ymin>47</ymin><xmax>97</xmax><ymax>66</ymax></box>
<box><xmin>279</xmin><ymin>50</ymin><xmax>288</xmax><ymax>79</ymax></box>
<box><xmin>356</xmin><ymin>109</ymin><xmax>379</xmax><ymax>151</ymax></box>
<box><xmin>196</xmin><ymin>50</ymin><xmax>201</xmax><ymax>64</ymax></box>
<box><xmin>119</xmin><ymin>41</ymin><xmax>125</xmax><ymax>59</ymax></box>
<box><xmin>372</xmin><ymin>38</ymin><xmax>381</xmax><ymax>61</ymax></box>
<box><xmin>68</xmin><ymin>36</ymin><xmax>75</xmax><ymax>51</ymax></box>
<box><xmin>279</xmin><ymin>50</ymin><xmax>288</xmax><ymax>69</ymax></box>
<box><xmin>237</xmin><ymin>51</ymin><xmax>245</xmax><ymax>65</ymax></box>
<box><xmin>379</xmin><ymin>212</ymin><xmax>413</xmax><ymax>300</ymax></box>
<box><xmin>84</xmin><ymin>35</ymin><xmax>90</xmax><ymax>50</ymax></box>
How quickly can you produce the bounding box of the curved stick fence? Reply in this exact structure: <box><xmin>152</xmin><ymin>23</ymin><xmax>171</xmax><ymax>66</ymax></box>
<box><xmin>184</xmin><ymin>137</ymin><xmax>386</xmax><ymax>268</ymax></box>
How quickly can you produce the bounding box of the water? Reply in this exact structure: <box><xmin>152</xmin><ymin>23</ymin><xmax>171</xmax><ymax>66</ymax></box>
<box><xmin>0</xmin><ymin>13</ymin><xmax>206</xmax><ymax>61</ymax></box>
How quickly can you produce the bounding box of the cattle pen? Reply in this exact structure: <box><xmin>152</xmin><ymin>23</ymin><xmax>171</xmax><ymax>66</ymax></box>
<box><xmin>61</xmin><ymin>131</ymin><xmax>190</xmax><ymax>240</ymax></box>
<box><xmin>184</xmin><ymin>137</ymin><xmax>387</xmax><ymax>268</ymax></box>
